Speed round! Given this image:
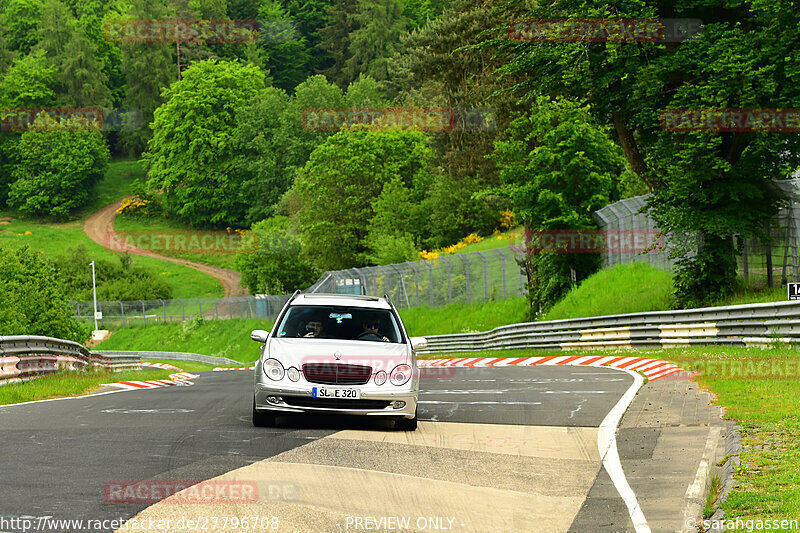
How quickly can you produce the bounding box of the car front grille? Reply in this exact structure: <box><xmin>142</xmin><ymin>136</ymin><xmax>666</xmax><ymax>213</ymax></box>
<box><xmin>282</xmin><ymin>397</ymin><xmax>392</xmax><ymax>410</ymax></box>
<box><xmin>302</xmin><ymin>363</ymin><xmax>372</xmax><ymax>385</ymax></box>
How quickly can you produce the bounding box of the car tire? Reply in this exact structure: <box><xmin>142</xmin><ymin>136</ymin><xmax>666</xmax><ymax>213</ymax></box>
<box><xmin>395</xmin><ymin>409</ymin><xmax>418</xmax><ymax>431</ymax></box>
<box><xmin>252</xmin><ymin>398</ymin><xmax>276</xmax><ymax>427</ymax></box>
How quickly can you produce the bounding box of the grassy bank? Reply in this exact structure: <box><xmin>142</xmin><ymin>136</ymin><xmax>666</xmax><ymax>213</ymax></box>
<box><xmin>114</xmin><ymin>215</ymin><xmax>239</xmax><ymax>270</ymax></box>
<box><xmin>96</xmin><ymin>317</ymin><xmax>272</xmax><ymax>363</ymax></box>
<box><xmin>400</xmin><ymin>297</ymin><xmax>528</xmax><ymax>336</ymax></box>
<box><xmin>96</xmin><ymin>298</ymin><xmax>530</xmax><ymax>359</ymax></box>
<box><xmin>0</xmin><ymin>368</ymin><xmax>173</xmax><ymax>405</ymax></box>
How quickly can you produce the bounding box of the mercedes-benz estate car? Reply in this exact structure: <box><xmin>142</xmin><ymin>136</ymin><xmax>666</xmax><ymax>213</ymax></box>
<box><xmin>250</xmin><ymin>292</ymin><xmax>426</xmax><ymax>430</ymax></box>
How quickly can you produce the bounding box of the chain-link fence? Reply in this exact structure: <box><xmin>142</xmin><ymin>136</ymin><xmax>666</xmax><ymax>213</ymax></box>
<box><xmin>594</xmin><ymin>179</ymin><xmax>800</xmax><ymax>288</ymax></box>
<box><xmin>306</xmin><ymin>245</ymin><xmax>526</xmax><ymax>308</ymax></box>
<box><xmin>73</xmin><ymin>295</ymin><xmax>291</xmax><ymax>329</ymax></box>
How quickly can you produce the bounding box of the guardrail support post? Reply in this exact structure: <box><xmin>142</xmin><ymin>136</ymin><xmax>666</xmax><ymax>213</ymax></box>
<box><xmin>120</xmin><ymin>301</ymin><xmax>126</xmax><ymax>328</ymax></box>
<box><xmin>160</xmin><ymin>299</ymin><xmax>166</xmax><ymax>323</ymax></box>
<box><xmin>140</xmin><ymin>300</ymin><xmax>146</xmax><ymax>326</ymax></box>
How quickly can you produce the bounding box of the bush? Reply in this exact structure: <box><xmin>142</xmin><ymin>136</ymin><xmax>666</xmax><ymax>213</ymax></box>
<box><xmin>54</xmin><ymin>247</ymin><xmax>172</xmax><ymax>301</ymax></box>
<box><xmin>236</xmin><ymin>217</ymin><xmax>319</xmax><ymax>294</ymax></box>
<box><xmin>0</xmin><ymin>245</ymin><xmax>89</xmax><ymax>341</ymax></box>
<box><xmin>7</xmin><ymin>116</ymin><xmax>109</xmax><ymax>218</ymax></box>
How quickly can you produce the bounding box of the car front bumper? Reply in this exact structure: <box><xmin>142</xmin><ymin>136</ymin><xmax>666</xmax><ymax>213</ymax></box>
<box><xmin>254</xmin><ymin>381</ymin><xmax>418</xmax><ymax>419</ymax></box>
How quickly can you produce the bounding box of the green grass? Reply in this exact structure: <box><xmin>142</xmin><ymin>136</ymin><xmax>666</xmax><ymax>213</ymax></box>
<box><xmin>96</xmin><ymin>317</ymin><xmax>273</xmax><ymax>362</ymax></box>
<box><xmin>142</xmin><ymin>359</ymin><xmax>219</xmax><ymax>372</ymax></box>
<box><xmin>80</xmin><ymin>159</ymin><xmax>143</xmax><ymax>216</ymax></box>
<box><xmin>456</xmin><ymin>226</ymin><xmax>524</xmax><ymax>254</ymax></box>
<box><xmin>114</xmin><ymin>214</ymin><xmax>240</xmax><ymax>269</ymax></box>
<box><xmin>543</xmin><ymin>263</ymin><xmax>675</xmax><ymax>320</ymax></box>
<box><xmin>399</xmin><ymin>297</ymin><xmax>528</xmax><ymax>336</ymax></box>
<box><xmin>0</xmin><ymin>368</ymin><xmax>173</xmax><ymax>405</ymax></box>
<box><xmin>0</xmin><ymin>217</ymin><xmax>223</xmax><ymax>299</ymax></box>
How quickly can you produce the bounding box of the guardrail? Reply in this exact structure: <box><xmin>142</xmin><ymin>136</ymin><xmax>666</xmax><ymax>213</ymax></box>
<box><xmin>419</xmin><ymin>300</ymin><xmax>800</xmax><ymax>353</ymax></box>
<box><xmin>93</xmin><ymin>350</ymin><xmax>242</xmax><ymax>366</ymax></box>
<box><xmin>0</xmin><ymin>336</ymin><xmax>141</xmax><ymax>385</ymax></box>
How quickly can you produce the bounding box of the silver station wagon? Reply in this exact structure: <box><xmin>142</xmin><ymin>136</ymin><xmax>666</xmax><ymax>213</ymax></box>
<box><xmin>250</xmin><ymin>293</ymin><xmax>426</xmax><ymax>430</ymax></box>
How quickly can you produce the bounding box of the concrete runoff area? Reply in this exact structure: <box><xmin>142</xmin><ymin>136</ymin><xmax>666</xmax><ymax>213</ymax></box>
<box><xmin>0</xmin><ymin>366</ymin><xmax>724</xmax><ymax>532</ymax></box>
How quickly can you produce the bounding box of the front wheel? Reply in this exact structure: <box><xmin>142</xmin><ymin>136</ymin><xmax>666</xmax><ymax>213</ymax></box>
<box><xmin>395</xmin><ymin>408</ymin><xmax>417</xmax><ymax>431</ymax></box>
<box><xmin>252</xmin><ymin>397</ymin><xmax>276</xmax><ymax>427</ymax></box>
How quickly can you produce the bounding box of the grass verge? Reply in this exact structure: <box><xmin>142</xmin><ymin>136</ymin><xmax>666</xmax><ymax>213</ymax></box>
<box><xmin>96</xmin><ymin>317</ymin><xmax>273</xmax><ymax>363</ymax></box>
<box><xmin>423</xmin><ymin>345</ymin><xmax>800</xmax><ymax>524</ymax></box>
<box><xmin>142</xmin><ymin>359</ymin><xmax>219</xmax><ymax>372</ymax></box>
<box><xmin>0</xmin><ymin>368</ymin><xmax>173</xmax><ymax>405</ymax></box>
<box><xmin>399</xmin><ymin>297</ymin><xmax>528</xmax><ymax>337</ymax></box>
<box><xmin>114</xmin><ymin>214</ymin><xmax>239</xmax><ymax>269</ymax></box>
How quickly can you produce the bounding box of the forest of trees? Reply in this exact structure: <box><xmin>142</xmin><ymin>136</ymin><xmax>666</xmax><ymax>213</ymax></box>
<box><xmin>1</xmin><ymin>0</ymin><xmax>799</xmax><ymax>313</ymax></box>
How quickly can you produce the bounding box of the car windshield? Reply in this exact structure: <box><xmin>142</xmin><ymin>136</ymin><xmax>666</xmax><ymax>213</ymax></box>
<box><xmin>275</xmin><ymin>305</ymin><xmax>404</xmax><ymax>343</ymax></box>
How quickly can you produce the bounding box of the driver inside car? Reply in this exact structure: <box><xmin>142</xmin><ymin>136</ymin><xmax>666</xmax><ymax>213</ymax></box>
<box><xmin>357</xmin><ymin>316</ymin><xmax>390</xmax><ymax>342</ymax></box>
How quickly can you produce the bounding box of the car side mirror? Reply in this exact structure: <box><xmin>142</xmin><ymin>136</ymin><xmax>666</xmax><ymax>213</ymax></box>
<box><xmin>410</xmin><ymin>337</ymin><xmax>428</xmax><ymax>351</ymax></box>
<box><xmin>250</xmin><ymin>329</ymin><xmax>269</xmax><ymax>343</ymax></box>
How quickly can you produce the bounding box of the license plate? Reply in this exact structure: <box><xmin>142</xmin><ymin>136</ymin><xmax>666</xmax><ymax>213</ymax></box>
<box><xmin>312</xmin><ymin>387</ymin><xmax>361</xmax><ymax>399</ymax></box>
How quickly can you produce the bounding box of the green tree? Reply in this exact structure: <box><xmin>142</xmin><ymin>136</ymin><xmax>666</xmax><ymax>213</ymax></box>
<box><xmin>344</xmin><ymin>0</ymin><xmax>406</xmax><ymax>83</ymax></box>
<box><xmin>236</xmin><ymin>216</ymin><xmax>319</xmax><ymax>293</ymax></box>
<box><xmin>491</xmin><ymin>97</ymin><xmax>626</xmax><ymax>314</ymax></box>
<box><xmin>289</xmin><ymin>128</ymin><xmax>433</xmax><ymax>270</ymax></box>
<box><xmin>229</xmin><ymin>86</ymin><xmax>292</xmax><ymax>223</ymax></box>
<box><xmin>255</xmin><ymin>0</ymin><xmax>312</xmax><ymax>91</ymax></box>
<box><xmin>36</xmin><ymin>0</ymin><xmax>111</xmax><ymax>107</ymax></box>
<box><xmin>317</xmin><ymin>0</ymin><xmax>357</xmax><ymax>87</ymax></box>
<box><xmin>7</xmin><ymin>114</ymin><xmax>110</xmax><ymax>217</ymax></box>
<box><xmin>490</xmin><ymin>0</ymin><xmax>800</xmax><ymax>306</ymax></box>
<box><xmin>1</xmin><ymin>0</ymin><xmax>45</xmax><ymax>55</ymax></box>
<box><xmin>143</xmin><ymin>59</ymin><xmax>265</xmax><ymax>227</ymax></box>
<box><xmin>119</xmin><ymin>0</ymin><xmax>178</xmax><ymax>154</ymax></box>
<box><xmin>0</xmin><ymin>246</ymin><xmax>88</xmax><ymax>342</ymax></box>
<box><xmin>0</xmin><ymin>48</ymin><xmax>57</xmax><ymax>107</ymax></box>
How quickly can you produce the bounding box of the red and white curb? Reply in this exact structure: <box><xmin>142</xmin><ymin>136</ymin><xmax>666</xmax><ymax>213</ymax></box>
<box><xmin>418</xmin><ymin>355</ymin><xmax>684</xmax><ymax>381</ymax></box>
<box><xmin>105</xmin><ymin>365</ymin><xmax>199</xmax><ymax>391</ymax></box>
<box><xmin>141</xmin><ymin>362</ymin><xmax>184</xmax><ymax>372</ymax></box>
<box><xmin>212</xmin><ymin>366</ymin><xmax>254</xmax><ymax>371</ymax></box>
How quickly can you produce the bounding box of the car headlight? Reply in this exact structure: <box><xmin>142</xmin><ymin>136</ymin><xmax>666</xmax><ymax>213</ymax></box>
<box><xmin>263</xmin><ymin>359</ymin><xmax>285</xmax><ymax>381</ymax></box>
<box><xmin>286</xmin><ymin>367</ymin><xmax>300</xmax><ymax>382</ymax></box>
<box><xmin>374</xmin><ymin>370</ymin><xmax>387</xmax><ymax>386</ymax></box>
<box><xmin>390</xmin><ymin>364</ymin><xmax>411</xmax><ymax>386</ymax></box>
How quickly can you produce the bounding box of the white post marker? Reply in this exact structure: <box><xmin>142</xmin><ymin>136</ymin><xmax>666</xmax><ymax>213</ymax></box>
<box><xmin>91</xmin><ymin>260</ymin><xmax>98</xmax><ymax>332</ymax></box>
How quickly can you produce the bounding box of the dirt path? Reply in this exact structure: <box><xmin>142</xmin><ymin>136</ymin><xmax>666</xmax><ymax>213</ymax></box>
<box><xmin>83</xmin><ymin>199</ymin><xmax>248</xmax><ymax>297</ymax></box>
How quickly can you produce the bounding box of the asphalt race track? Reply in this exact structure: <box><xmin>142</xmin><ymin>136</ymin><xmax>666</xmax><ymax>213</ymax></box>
<box><xmin>0</xmin><ymin>367</ymin><xmax>636</xmax><ymax>533</ymax></box>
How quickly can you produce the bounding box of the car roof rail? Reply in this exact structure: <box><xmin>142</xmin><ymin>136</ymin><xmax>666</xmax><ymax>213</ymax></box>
<box><xmin>384</xmin><ymin>293</ymin><xmax>392</xmax><ymax>305</ymax></box>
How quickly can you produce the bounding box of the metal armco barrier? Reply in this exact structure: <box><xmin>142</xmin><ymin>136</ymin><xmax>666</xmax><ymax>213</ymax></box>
<box><xmin>0</xmin><ymin>336</ymin><xmax>142</xmax><ymax>385</ymax></box>
<box><xmin>419</xmin><ymin>300</ymin><xmax>800</xmax><ymax>354</ymax></box>
<box><xmin>93</xmin><ymin>350</ymin><xmax>241</xmax><ymax>366</ymax></box>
